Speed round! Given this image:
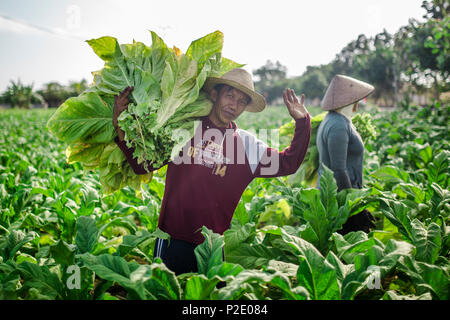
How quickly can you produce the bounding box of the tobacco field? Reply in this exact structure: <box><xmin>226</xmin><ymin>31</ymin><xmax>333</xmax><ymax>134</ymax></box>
<box><xmin>0</xmin><ymin>99</ymin><xmax>448</xmax><ymax>300</ymax></box>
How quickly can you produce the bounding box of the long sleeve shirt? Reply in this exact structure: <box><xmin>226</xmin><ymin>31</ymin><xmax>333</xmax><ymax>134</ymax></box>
<box><xmin>316</xmin><ymin>111</ymin><xmax>364</xmax><ymax>191</ymax></box>
<box><xmin>115</xmin><ymin>114</ymin><xmax>311</xmax><ymax>244</ymax></box>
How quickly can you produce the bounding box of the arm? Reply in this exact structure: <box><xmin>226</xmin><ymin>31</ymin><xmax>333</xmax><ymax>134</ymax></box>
<box><xmin>113</xmin><ymin>87</ymin><xmax>167</xmax><ymax>175</ymax></box>
<box><xmin>254</xmin><ymin>114</ymin><xmax>311</xmax><ymax>177</ymax></box>
<box><xmin>326</xmin><ymin>123</ymin><xmax>352</xmax><ymax>191</ymax></box>
<box><xmin>114</xmin><ymin>136</ymin><xmax>167</xmax><ymax>174</ymax></box>
<box><xmin>113</xmin><ymin>86</ymin><xmax>133</xmax><ymax>142</ymax></box>
<box><xmin>254</xmin><ymin>88</ymin><xmax>311</xmax><ymax>178</ymax></box>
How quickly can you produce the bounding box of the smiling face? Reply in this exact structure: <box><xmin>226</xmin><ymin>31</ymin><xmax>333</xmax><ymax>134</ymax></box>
<box><xmin>208</xmin><ymin>84</ymin><xmax>251</xmax><ymax>128</ymax></box>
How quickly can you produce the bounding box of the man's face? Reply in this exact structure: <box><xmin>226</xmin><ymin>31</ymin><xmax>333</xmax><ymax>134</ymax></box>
<box><xmin>210</xmin><ymin>85</ymin><xmax>250</xmax><ymax>127</ymax></box>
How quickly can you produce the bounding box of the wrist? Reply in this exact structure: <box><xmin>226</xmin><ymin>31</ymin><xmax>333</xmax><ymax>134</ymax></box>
<box><xmin>293</xmin><ymin>113</ymin><xmax>309</xmax><ymax>120</ymax></box>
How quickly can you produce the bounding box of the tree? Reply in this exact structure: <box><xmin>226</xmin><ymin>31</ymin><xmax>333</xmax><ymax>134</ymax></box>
<box><xmin>298</xmin><ymin>68</ymin><xmax>329</xmax><ymax>100</ymax></box>
<box><xmin>327</xmin><ymin>30</ymin><xmax>399</xmax><ymax>106</ymax></box>
<box><xmin>68</xmin><ymin>79</ymin><xmax>88</xmax><ymax>96</ymax></box>
<box><xmin>421</xmin><ymin>0</ymin><xmax>449</xmax><ymax>19</ymax></box>
<box><xmin>253</xmin><ymin>60</ymin><xmax>287</xmax><ymax>84</ymax></box>
<box><xmin>253</xmin><ymin>60</ymin><xmax>288</xmax><ymax>104</ymax></box>
<box><xmin>354</xmin><ymin>30</ymin><xmax>397</xmax><ymax>107</ymax></box>
<box><xmin>424</xmin><ymin>16</ymin><xmax>450</xmax><ymax>91</ymax></box>
<box><xmin>37</xmin><ymin>79</ymin><xmax>88</xmax><ymax>108</ymax></box>
<box><xmin>332</xmin><ymin>34</ymin><xmax>371</xmax><ymax>73</ymax></box>
<box><xmin>395</xmin><ymin>17</ymin><xmax>449</xmax><ymax>100</ymax></box>
<box><xmin>1</xmin><ymin>79</ymin><xmax>36</xmax><ymax>109</ymax></box>
<box><xmin>355</xmin><ymin>46</ymin><xmax>396</xmax><ymax>106</ymax></box>
<box><xmin>250</xmin><ymin>0</ymin><xmax>448</xmax><ymax>107</ymax></box>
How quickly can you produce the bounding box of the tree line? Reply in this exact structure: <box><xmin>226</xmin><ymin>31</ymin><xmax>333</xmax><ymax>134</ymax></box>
<box><xmin>1</xmin><ymin>0</ymin><xmax>448</xmax><ymax>109</ymax></box>
<box><xmin>253</xmin><ymin>0</ymin><xmax>449</xmax><ymax>107</ymax></box>
<box><xmin>0</xmin><ymin>79</ymin><xmax>88</xmax><ymax>109</ymax></box>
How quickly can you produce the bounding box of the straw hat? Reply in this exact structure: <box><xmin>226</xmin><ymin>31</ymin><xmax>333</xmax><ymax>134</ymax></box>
<box><xmin>203</xmin><ymin>68</ymin><xmax>266</xmax><ymax>112</ymax></box>
<box><xmin>321</xmin><ymin>75</ymin><xmax>375</xmax><ymax>111</ymax></box>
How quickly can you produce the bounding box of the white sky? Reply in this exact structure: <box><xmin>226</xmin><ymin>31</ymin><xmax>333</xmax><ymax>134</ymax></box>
<box><xmin>0</xmin><ymin>0</ymin><xmax>425</xmax><ymax>92</ymax></box>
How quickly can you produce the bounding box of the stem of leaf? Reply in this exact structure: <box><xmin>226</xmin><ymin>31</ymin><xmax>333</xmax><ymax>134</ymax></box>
<box><xmin>133</xmin><ymin>113</ymin><xmax>149</xmax><ymax>172</ymax></box>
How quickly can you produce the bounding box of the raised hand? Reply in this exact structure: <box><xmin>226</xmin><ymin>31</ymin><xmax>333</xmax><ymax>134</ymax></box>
<box><xmin>282</xmin><ymin>88</ymin><xmax>309</xmax><ymax>120</ymax></box>
<box><xmin>113</xmin><ymin>86</ymin><xmax>133</xmax><ymax>141</ymax></box>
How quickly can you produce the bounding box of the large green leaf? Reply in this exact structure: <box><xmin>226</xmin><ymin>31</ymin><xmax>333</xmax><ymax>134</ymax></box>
<box><xmin>65</xmin><ymin>142</ymin><xmax>105</xmax><ymax>168</ymax></box>
<box><xmin>380</xmin><ymin>199</ymin><xmax>414</xmax><ymax>241</ymax></box>
<box><xmin>156</xmin><ymin>53</ymin><xmax>201</xmax><ymax>128</ymax></box>
<box><xmin>281</xmin><ymin>230</ymin><xmax>340</xmax><ymax>300</ymax></box>
<box><xmin>0</xmin><ymin>230</ymin><xmax>37</xmax><ymax>261</ymax></box>
<box><xmin>378</xmin><ymin>239</ymin><xmax>414</xmax><ymax>271</ymax></box>
<box><xmin>226</xmin><ymin>243</ymin><xmax>284</xmax><ymax>269</ymax></box>
<box><xmin>0</xmin><ymin>271</ymin><xmax>21</xmax><ymax>299</ymax></box>
<box><xmin>166</xmin><ymin>91</ymin><xmax>213</xmax><ymax>126</ymax></box>
<box><xmin>429</xmin><ymin>182</ymin><xmax>450</xmax><ymax>219</ymax></box>
<box><xmin>87</xmin><ymin>36</ymin><xmax>138</xmax><ymax>96</ymax></box>
<box><xmin>149</xmin><ymin>31</ymin><xmax>170</xmax><ymax>83</ymax></box>
<box><xmin>50</xmin><ymin>239</ymin><xmax>76</xmax><ymax>266</ymax></box>
<box><xmin>186</xmin><ymin>30</ymin><xmax>223</xmax><ymax>72</ymax></box>
<box><xmin>184</xmin><ymin>274</ymin><xmax>220</xmax><ymax>300</ymax></box>
<box><xmin>97</xmin><ymin>217</ymin><xmax>138</xmax><ymax>238</ymax></box>
<box><xmin>338</xmin><ymin>237</ymin><xmax>377</xmax><ymax>265</ymax></box>
<box><xmin>294</xmin><ymin>166</ymin><xmax>351</xmax><ymax>254</ymax></box>
<box><xmin>425</xmin><ymin>150</ymin><xmax>448</xmax><ymax>187</ymax></box>
<box><xmin>80</xmin><ymin>253</ymin><xmax>146</xmax><ymax>299</ymax></box>
<box><xmin>141</xmin><ymin>262</ymin><xmax>181</xmax><ymax>300</ymax></box>
<box><xmin>371</xmin><ymin>165</ymin><xmax>410</xmax><ymax>185</ymax></box>
<box><xmin>397</xmin><ymin>255</ymin><xmax>449</xmax><ymax>300</ymax></box>
<box><xmin>47</xmin><ymin>92</ymin><xmax>115</xmax><ymax>144</ymax></box>
<box><xmin>17</xmin><ymin>262</ymin><xmax>64</xmax><ymax>300</ymax></box>
<box><xmin>382</xmin><ymin>291</ymin><xmax>432</xmax><ymax>300</ymax></box>
<box><xmin>224</xmin><ymin>223</ymin><xmax>256</xmax><ymax>255</ymax></box>
<box><xmin>210</xmin><ymin>57</ymin><xmax>244</xmax><ymax>78</ymax></box>
<box><xmin>115</xmin><ymin>231</ymin><xmax>154</xmax><ymax>257</ymax></box>
<box><xmin>299</xmin><ymin>188</ymin><xmax>329</xmax><ymax>252</ymax></box>
<box><xmin>410</xmin><ymin>220</ymin><xmax>441</xmax><ymax>264</ymax></box>
<box><xmin>75</xmin><ymin>216</ymin><xmax>98</xmax><ymax>254</ymax></box>
<box><xmin>194</xmin><ymin>226</ymin><xmax>224</xmax><ymax>275</ymax></box>
<box><xmin>216</xmin><ymin>270</ymin><xmax>308</xmax><ymax>300</ymax></box>
<box><xmin>325</xmin><ymin>251</ymin><xmax>352</xmax><ymax>282</ymax></box>
<box><xmin>319</xmin><ymin>165</ymin><xmax>338</xmax><ymax>214</ymax></box>
<box><xmin>340</xmin><ymin>245</ymin><xmax>385</xmax><ymax>300</ymax></box>
<box><xmin>207</xmin><ymin>262</ymin><xmax>243</xmax><ymax>280</ymax></box>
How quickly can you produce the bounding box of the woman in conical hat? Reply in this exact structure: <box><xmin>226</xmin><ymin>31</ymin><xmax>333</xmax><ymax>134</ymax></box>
<box><xmin>316</xmin><ymin>74</ymin><xmax>376</xmax><ymax>234</ymax></box>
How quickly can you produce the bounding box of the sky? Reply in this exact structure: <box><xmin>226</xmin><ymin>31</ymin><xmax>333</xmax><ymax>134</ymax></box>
<box><xmin>0</xmin><ymin>0</ymin><xmax>426</xmax><ymax>92</ymax></box>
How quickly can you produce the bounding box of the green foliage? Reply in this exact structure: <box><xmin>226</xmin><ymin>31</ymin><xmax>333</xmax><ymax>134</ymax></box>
<box><xmin>424</xmin><ymin>15</ymin><xmax>450</xmax><ymax>86</ymax></box>
<box><xmin>194</xmin><ymin>226</ymin><xmax>225</xmax><ymax>276</ymax></box>
<box><xmin>298</xmin><ymin>68</ymin><xmax>329</xmax><ymax>99</ymax></box>
<box><xmin>253</xmin><ymin>60</ymin><xmax>288</xmax><ymax>104</ymax></box>
<box><xmin>1</xmin><ymin>79</ymin><xmax>38</xmax><ymax>109</ymax></box>
<box><xmin>37</xmin><ymin>80</ymin><xmax>88</xmax><ymax>108</ymax></box>
<box><xmin>2</xmin><ymin>2</ymin><xmax>449</xmax><ymax>300</ymax></box>
<box><xmin>351</xmin><ymin>112</ymin><xmax>378</xmax><ymax>146</ymax></box>
<box><xmin>46</xmin><ymin>30</ymin><xmax>241</xmax><ymax>194</ymax></box>
<box><xmin>0</xmin><ymin>95</ymin><xmax>449</xmax><ymax>300</ymax></box>
<box><xmin>251</xmin><ymin>1</ymin><xmax>449</xmax><ymax>107</ymax></box>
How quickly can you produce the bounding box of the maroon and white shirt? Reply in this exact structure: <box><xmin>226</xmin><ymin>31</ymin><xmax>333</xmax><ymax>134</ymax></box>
<box><xmin>115</xmin><ymin>114</ymin><xmax>311</xmax><ymax>244</ymax></box>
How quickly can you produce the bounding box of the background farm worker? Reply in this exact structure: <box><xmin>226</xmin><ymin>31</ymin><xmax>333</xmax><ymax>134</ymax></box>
<box><xmin>316</xmin><ymin>74</ymin><xmax>376</xmax><ymax>235</ymax></box>
<box><xmin>112</xmin><ymin>68</ymin><xmax>311</xmax><ymax>275</ymax></box>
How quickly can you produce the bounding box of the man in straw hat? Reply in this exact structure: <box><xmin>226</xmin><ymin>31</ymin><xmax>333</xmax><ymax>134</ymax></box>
<box><xmin>113</xmin><ymin>68</ymin><xmax>311</xmax><ymax>275</ymax></box>
<box><xmin>317</xmin><ymin>74</ymin><xmax>376</xmax><ymax>234</ymax></box>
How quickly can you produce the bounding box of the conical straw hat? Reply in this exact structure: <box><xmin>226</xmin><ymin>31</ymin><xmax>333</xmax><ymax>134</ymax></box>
<box><xmin>203</xmin><ymin>68</ymin><xmax>266</xmax><ymax>112</ymax></box>
<box><xmin>321</xmin><ymin>75</ymin><xmax>375</xmax><ymax>111</ymax></box>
